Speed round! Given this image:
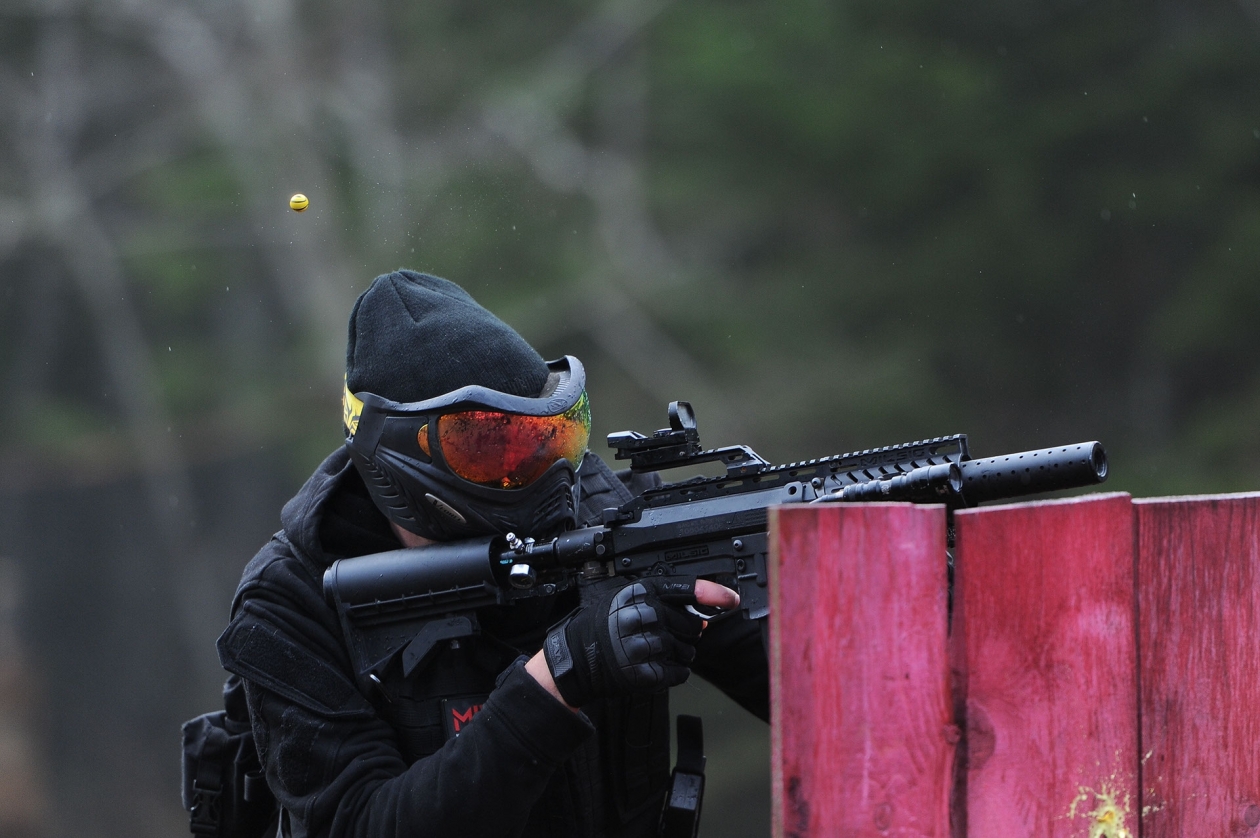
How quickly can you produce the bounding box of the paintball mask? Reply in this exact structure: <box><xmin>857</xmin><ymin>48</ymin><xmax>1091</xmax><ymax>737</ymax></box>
<box><xmin>344</xmin><ymin>355</ymin><xmax>591</xmax><ymax>541</ymax></box>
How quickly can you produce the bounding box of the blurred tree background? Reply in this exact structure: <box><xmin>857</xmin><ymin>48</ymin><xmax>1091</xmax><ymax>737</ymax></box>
<box><xmin>0</xmin><ymin>0</ymin><xmax>1258</xmax><ymax>835</ymax></box>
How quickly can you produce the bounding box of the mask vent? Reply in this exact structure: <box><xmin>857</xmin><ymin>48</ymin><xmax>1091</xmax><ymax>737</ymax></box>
<box><xmin>356</xmin><ymin>454</ymin><xmax>418</xmax><ymax>526</ymax></box>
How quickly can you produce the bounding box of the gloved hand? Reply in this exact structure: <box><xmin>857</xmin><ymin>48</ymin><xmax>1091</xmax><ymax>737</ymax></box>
<box><xmin>542</xmin><ymin>576</ymin><xmax>704</xmax><ymax>708</ymax></box>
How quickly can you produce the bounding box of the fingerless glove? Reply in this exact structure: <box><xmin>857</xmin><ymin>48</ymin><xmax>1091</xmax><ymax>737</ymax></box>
<box><xmin>543</xmin><ymin>577</ymin><xmax>704</xmax><ymax>708</ymax></box>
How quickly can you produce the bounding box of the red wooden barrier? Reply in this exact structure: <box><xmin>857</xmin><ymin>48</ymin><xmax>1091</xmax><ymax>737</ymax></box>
<box><xmin>1135</xmin><ymin>493</ymin><xmax>1260</xmax><ymax>837</ymax></box>
<box><xmin>769</xmin><ymin>491</ymin><xmax>1260</xmax><ymax>836</ymax></box>
<box><xmin>952</xmin><ymin>493</ymin><xmax>1138</xmax><ymax>837</ymax></box>
<box><xmin>769</xmin><ymin>503</ymin><xmax>954</xmax><ymax>838</ymax></box>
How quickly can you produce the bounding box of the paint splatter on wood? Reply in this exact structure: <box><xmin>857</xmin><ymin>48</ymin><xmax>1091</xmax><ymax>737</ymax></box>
<box><xmin>953</xmin><ymin>493</ymin><xmax>1139</xmax><ymax>837</ymax></box>
<box><xmin>1068</xmin><ymin>781</ymin><xmax>1134</xmax><ymax>838</ymax></box>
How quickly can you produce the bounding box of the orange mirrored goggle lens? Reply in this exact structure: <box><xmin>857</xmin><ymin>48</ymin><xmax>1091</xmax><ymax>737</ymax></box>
<box><xmin>434</xmin><ymin>392</ymin><xmax>591</xmax><ymax>489</ymax></box>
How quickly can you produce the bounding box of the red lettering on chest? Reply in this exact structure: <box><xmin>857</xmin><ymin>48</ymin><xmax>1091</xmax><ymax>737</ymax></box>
<box><xmin>451</xmin><ymin>703</ymin><xmax>483</xmax><ymax>733</ymax></box>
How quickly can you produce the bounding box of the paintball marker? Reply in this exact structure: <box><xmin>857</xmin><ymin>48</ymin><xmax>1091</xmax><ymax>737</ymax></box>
<box><xmin>324</xmin><ymin>402</ymin><xmax>1108</xmax><ymax>678</ymax></box>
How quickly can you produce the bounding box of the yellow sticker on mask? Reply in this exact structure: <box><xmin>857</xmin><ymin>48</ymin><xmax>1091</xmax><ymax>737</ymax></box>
<box><xmin>343</xmin><ymin>378</ymin><xmax>364</xmax><ymax>437</ymax></box>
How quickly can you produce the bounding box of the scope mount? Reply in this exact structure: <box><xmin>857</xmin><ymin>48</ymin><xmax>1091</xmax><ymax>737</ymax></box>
<box><xmin>607</xmin><ymin>401</ymin><xmax>769</xmax><ymax>476</ymax></box>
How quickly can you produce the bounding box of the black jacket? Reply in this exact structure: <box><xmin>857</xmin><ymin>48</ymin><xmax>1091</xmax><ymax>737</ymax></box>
<box><xmin>217</xmin><ymin>448</ymin><xmax>767</xmax><ymax>838</ymax></box>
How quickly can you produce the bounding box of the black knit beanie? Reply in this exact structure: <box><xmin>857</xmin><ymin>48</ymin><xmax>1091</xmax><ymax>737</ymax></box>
<box><xmin>346</xmin><ymin>270</ymin><xmax>549</xmax><ymax>403</ymax></box>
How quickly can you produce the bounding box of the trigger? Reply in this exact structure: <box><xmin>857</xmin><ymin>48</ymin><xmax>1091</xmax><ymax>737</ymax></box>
<box><xmin>686</xmin><ymin>604</ymin><xmax>724</xmax><ymax>620</ymax></box>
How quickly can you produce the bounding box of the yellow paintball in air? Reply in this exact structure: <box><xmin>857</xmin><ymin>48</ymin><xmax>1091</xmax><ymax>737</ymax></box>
<box><xmin>290</xmin><ymin>193</ymin><xmax>309</xmax><ymax>212</ymax></box>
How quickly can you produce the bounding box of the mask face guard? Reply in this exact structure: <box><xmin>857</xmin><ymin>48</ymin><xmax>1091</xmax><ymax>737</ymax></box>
<box><xmin>344</xmin><ymin>356</ymin><xmax>589</xmax><ymax>540</ymax></box>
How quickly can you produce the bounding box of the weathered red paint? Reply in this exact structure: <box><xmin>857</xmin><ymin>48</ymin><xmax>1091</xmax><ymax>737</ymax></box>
<box><xmin>1135</xmin><ymin>493</ymin><xmax>1260</xmax><ymax>837</ymax></box>
<box><xmin>953</xmin><ymin>493</ymin><xmax>1138</xmax><ymax>836</ymax></box>
<box><xmin>769</xmin><ymin>503</ymin><xmax>954</xmax><ymax>838</ymax></box>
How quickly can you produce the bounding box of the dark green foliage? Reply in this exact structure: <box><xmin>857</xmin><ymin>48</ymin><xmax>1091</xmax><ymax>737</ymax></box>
<box><xmin>641</xmin><ymin>0</ymin><xmax>1260</xmax><ymax>492</ymax></box>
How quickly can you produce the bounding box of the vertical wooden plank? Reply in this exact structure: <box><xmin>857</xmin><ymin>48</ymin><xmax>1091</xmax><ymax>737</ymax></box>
<box><xmin>954</xmin><ymin>493</ymin><xmax>1138</xmax><ymax>837</ymax></box>
<box><xmin>769</xmin><ymin>503</ymin><xmax>954</xmax><ymax>838</ymax></box>
<box><xmin>1136</xmin><ymin>493</ymin><xmax>1260</xmax><ymax>837</ymax></box>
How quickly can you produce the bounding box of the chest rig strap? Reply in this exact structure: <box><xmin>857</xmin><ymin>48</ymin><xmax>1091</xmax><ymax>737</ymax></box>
<box><xmin>660</xmin><ymin>715</ymin><xmax>706</xmax><ymax>838</ymax></box>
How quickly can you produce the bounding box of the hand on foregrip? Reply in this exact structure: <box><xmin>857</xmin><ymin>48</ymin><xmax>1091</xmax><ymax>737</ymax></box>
<box><xmin>543</xmin><ymin>577</ymin><xmax>704</xmax><ymax>708</ymax></box>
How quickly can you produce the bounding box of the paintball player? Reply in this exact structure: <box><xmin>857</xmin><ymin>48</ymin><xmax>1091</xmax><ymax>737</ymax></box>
<box><xmin>213</xmin><ymin>270</ymin><xmax>769</xmax><ymax>837</ymax></box>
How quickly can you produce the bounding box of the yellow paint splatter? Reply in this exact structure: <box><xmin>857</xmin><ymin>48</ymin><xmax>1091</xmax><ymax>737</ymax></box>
<box><xmin>1068</xmin><ymin>783</ymin><xmax>1133</xmax><ymax>838</ymax></box>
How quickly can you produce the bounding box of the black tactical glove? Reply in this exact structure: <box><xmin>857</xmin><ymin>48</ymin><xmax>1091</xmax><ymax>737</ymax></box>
<box><xmin>542</xmin><ymin>576</ymin><xmax>704</xmax><ymax>708</ymax></box>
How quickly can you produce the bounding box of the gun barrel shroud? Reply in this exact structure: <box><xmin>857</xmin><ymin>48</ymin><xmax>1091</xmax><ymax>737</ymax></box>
<box><xmin>959</xmin><ymin>441</ymin><xmax>1107</xmax><ymax>505</ymax></box>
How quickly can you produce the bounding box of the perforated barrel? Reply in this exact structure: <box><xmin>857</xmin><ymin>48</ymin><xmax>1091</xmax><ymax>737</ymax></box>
<box><xmin>959</xmin><ymin>442</ymin><xmax>1107</xmax><ymax>505</ymax></box>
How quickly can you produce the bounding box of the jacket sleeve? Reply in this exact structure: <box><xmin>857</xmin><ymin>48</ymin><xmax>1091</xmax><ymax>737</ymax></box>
<box><xmin>218</xmin><ymin>546</ymin><xmax>593</xmax><ymax>838</ymax></box>
<box><xmin>691</xmin><ymin>615</ymin><xmax>770</xmax><ymax>723</ymax></box>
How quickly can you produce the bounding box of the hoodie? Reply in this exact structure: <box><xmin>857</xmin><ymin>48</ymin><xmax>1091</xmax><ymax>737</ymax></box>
<box><xmin>217</xmin><ymin>447</ymin><xmax>767</xmax><ymax>838</ymax></box>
